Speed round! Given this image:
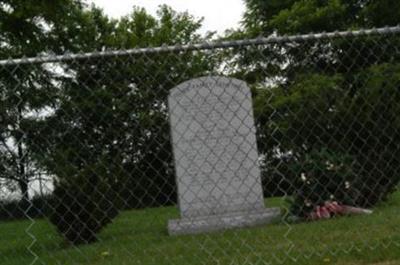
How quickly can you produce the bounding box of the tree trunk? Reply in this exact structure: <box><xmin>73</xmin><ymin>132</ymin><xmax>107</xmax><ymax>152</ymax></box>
<box><xmin>17</xmin><ymin>106</ymin><xmax>29</xmax><ymax>203</ymax></box>
<box><xmin>19</xmin><ymin>179</ymin><xmax>29</xmax><ymax>204</ymax></box>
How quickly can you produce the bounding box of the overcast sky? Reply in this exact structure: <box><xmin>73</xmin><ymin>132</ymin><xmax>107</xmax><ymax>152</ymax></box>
<box><xmin>86</xmin><ymin>0</ymin><xmax>246</xmax><ymax>34</ymax></box>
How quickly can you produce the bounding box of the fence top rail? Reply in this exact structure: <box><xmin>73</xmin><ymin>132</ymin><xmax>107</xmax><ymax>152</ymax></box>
<box><xmin>0</xmin><ymin>25</ymin><xmax>399</xmax><ymax>66</ymax></box>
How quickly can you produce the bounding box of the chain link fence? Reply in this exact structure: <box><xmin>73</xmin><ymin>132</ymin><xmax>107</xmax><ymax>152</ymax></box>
<box><xmin>1</xmin><ymin>26</ymin><xmax>400</xmax><ymax>265</ymax></box>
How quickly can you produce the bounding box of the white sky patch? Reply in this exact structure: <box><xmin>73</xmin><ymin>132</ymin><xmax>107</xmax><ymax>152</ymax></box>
<box><xmin>85</xmin><ymin>0</ymin><xmax>245</xmax><ymax>34</ymax></box>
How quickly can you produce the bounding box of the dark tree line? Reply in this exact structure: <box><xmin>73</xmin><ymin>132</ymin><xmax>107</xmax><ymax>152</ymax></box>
<box><xmin>232</xmin><ymin>0</ymin><xmax>400</xmax><ymax>216</ymax></box>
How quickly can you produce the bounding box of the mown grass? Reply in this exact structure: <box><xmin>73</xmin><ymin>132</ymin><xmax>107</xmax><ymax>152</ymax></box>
<box><xmin>1</xmin><ymin>194</ymin><xmax>399</xmax><ymax>265</ymax></box>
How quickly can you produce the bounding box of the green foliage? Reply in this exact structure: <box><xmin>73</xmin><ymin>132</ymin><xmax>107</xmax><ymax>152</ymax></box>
<box><xmin>243</xmin><ymin>0</ymin><xmax>297</xmax><ymax>36</ymax></box>
<box><xmin>0</xmin><ymin>195</ymin><xmax>52</xmax><ymax>221</ymax></box>
<box><xmin>22</xmin><ymin>4</ymin><xmax>215</xmax><ymax>244</ymax></box>
<box><xmin>1</xmin><ymin>0</ymin><xmax>214</xmax><ymax>244</ymax></box>
<box><xmin>288</xmin><ymin>148</ymin><xmax>361</xmax><ymax>217</ymax></box>
<box><xmin>254</xmin><ymin>74</ymin><xmax>344</xmax><ymax>156</ymax></box>
<box><xmin>243</xmin><ymin>0</ymin><xmax>400</xmax><ymax>36</ymax></box>
<box><xmin>228</xmin><ymin>0</ymin><xmax>400</xmax><ymax>213</ymax></box>
<box><xmin>232</xmin><ymin>0</ymin><xmax>400</xmax><ymax>87</ymax></box>
<box><xmin>0</xmin><ymin>0</ymin><xmax>88</xmax><ymax>57</ymax></box>
<box><xmin>269</xmin><ymin>0</ymin><xmax>347</xmax><ymax>34</ymax></box>
<box><xmin>50</xmin><ymin>181</ymin><xmax>119</xmax><ymax>245</ymax></box>
<box><xmin>256</xmin><ymin>63</ymin><xmax>400</xmax><ymax>212</ymax></box>
<box><xmin>0</xmin><ymin>0</ymin><xmax>89</xmax><ymax>202</ymax></box>
<box><xmin>113</xmin><ymin>5</ymin><xmax>206</xmax><ymax>48</ymax></box>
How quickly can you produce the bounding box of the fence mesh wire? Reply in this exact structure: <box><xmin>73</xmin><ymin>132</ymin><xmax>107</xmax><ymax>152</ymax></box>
<box><xmin>1</xmin><ymin>26</ymin><xmax>400</xmax><ymax>265</ymax></box>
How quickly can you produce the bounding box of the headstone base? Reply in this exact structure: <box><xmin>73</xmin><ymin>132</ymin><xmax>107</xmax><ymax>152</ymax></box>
<box><xmin>168</xmin><ymin>207</ymin><xmax>281</xmax><ymax>236</ymax></box>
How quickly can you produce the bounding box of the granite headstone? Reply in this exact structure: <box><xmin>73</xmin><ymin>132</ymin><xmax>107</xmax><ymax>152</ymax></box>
<box><xmin>168</xmin><ymin>76</ymin><xmax>280</xmax><ymax>235</ymax></box>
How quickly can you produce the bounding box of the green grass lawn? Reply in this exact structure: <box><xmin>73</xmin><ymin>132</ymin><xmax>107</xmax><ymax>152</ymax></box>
<box><xmin>1</xmin><ymin>193</ymin><xmax>399</xmax><ymax>265</ymax></box>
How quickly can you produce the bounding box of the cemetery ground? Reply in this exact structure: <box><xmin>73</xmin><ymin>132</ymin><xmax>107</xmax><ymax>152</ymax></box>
<box><xmin>1</xmin><ymin>193</ymin><xmax>399</xmax><ymax>265</ymax></box>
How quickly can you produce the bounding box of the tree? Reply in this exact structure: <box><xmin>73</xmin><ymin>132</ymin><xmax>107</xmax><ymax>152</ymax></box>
<box><xmin>225</xmin><ymin>0</ymin><xmax>400</xmax><ymax>214</ymax></box>
<box><xmin>243</xmin><ymin>0</ymin><xmax>400</xmax><ymax>35</ymax></box>
<box><xmin>0</xmin><ymin>0</ymin><xmax>91</xmax><ymax>202</ymax></box>
<box><xmin>26</xmin><ymin>5</ymin><xmax>216</xmax><ymax>244</ymax></box>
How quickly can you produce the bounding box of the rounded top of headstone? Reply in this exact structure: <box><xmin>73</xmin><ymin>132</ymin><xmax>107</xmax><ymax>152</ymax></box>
<box><xmin>169</xmin><ymin>76</ymin><xmax>248</xmax><ymax>99</ymax></box>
